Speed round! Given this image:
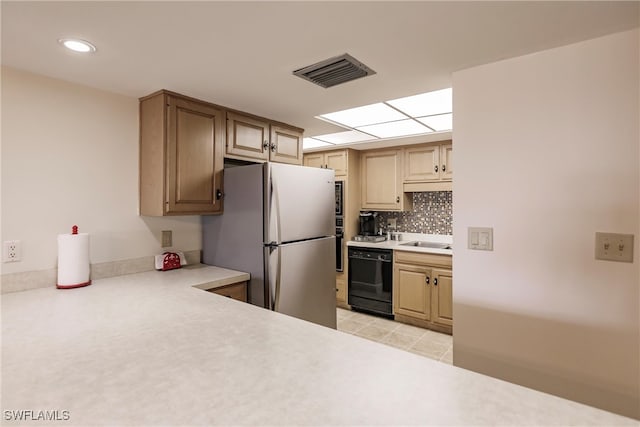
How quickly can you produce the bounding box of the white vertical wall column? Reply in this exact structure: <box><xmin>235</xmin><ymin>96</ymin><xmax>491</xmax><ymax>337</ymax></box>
<box><xmin>452</xmin><ymin>29</ymin><xmax>639</xmax><ymax>419</ymax></box>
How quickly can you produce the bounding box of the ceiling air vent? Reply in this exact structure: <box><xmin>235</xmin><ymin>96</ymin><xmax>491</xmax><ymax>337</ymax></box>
<box><xmin>293</xmin><ymin>53</ymin><xmax>376</xmax><ymax>88</ymax></box>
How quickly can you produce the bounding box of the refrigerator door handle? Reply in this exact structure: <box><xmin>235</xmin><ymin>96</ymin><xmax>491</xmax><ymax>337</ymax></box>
<box><xmin>270</xmin><ymin>171</ymin><xmax>282</xmax><ymax>244</ymax></box>
<box><xmin>273</xmin><ymin>246</ymin><xmax>282</xmax><ymax>310</ymax></box>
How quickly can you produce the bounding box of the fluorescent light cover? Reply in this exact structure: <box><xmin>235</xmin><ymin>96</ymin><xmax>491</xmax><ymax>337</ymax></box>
<box><xmin>303</xmin><ymin>138</ymin><xmax>334</xmax><ymax>149</ymax></box>
<box><xmin>387</xmin><ymin>88</ymin><xmax>452</xmax><ymax>117</ymax></box>
<box><xmin>58</xmin><ymin>38</ymin><xmax>96</xmax><ymax>53</ymax></box>
<box><xmin>320</xmin><ymin>103</ymin><xmax>407</xmax><ymax>128</ymax></box>
<box><xmin>416</xmin><ymin>113</ymin><xmax>453</xmax><ymax>131</ymax></box>
<box><xmin>313</xmin><ymin>130</ymin><xmax>374</xmax><ymax>145</ymax></box>
<box><xmin>356</xmin><ymin>119</ymin><xmax>432</xmax><ymax>139</ymax></box>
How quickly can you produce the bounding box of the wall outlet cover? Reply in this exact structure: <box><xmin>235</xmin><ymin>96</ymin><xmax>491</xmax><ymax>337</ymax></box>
<box><xmin>161</xmin><ymin>230</ymin><xmax>172</xmax><ymax>248</ymax></box>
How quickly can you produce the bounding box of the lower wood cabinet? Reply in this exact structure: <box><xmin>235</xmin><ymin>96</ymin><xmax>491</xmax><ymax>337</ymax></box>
<box><xmin>393</xmin><ymin>251</ymin><xmax>452</xmax><ymax>334</ymax></box>
<box><xmin>207</xmin><ymin>282</ymin><xmax>247</xmax><ymax>302</ymax></box>
<box><xmin>336</xmin><ymin>277</ymin><xmax>348</xmax><ymax>308</ymax></box>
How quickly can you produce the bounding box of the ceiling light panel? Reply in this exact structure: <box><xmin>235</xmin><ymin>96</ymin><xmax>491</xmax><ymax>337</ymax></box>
<box><xmin>416</xmin><ymin>113</ymin><xmax>453</xmax><ymax>131</ymax></box>
<box><xmin>320</xmin><ymin>103</ymin><xmax>407</xmax><ymax>128</ymax></box>
<box><xmin>303</xmin><ymin>138</ymin><xmax>335</xmax><ymax>149</ymax></box>
<box><xmin>313</xmin><ymin>130</ymin><xmax>374</xmax><ymax>145</ymax></box>
<box><xmin>387</xmin><ymin>88</ymin><xmax>452</xmax><ymax>117</ymax></box>
<box><xmin>356</xmin><ymin>119</ymin><xmax>432</xmax><ymax>139</ymax></box>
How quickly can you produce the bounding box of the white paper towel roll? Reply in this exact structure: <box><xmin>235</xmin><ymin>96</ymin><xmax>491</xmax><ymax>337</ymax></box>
<box><xmin>57</xmin><ymin>228</ymin><xmax>91</xmax><ymax>289</ymax></box>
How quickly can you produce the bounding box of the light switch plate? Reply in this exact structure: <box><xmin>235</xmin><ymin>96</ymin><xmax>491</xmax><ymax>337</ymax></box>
<box><xmin>468</xmin><ymin>227</ymin><xmax>493</xmax><ymax>251</ymax></box>
<box><xmin>595</xmin><ymin>232</ymin><xmax>634</xmax><ymax>263</ymax></box>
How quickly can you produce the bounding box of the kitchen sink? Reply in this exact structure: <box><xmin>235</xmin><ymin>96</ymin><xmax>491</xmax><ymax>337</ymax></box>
<box><xmin>400</xmin><ymin>241</ymin><xmax>452</xmax><ymax>250</ymax></box>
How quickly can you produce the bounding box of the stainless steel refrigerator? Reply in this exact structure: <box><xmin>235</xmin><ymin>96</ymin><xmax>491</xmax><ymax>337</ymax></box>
<box><xmin>202</xmin><ymin>162</ymin><xmax>337</xmax><ymax>329</ymax></box>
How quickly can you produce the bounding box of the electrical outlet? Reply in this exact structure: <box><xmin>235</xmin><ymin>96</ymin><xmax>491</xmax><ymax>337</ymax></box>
<box><xmin>387</xmin><ymin>218</ymin><xmax>397</xmax><ymax>230</ymax></box>
<box><xmin>161</xmin><ymin>230</ymin><xmax>172</xmax><ymax>248</ymax></box>
<box><xmin>3</xmin><ymin>240</ymin><xmax>21</xmax><ymax>262</ymax></box>
<box><xmin>595</xmin><ymin>232</ymin><xmax>634</xmax><ymax>263</ymax></box>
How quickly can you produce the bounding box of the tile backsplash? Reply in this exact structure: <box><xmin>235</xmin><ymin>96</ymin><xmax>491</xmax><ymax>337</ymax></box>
<box><xmin>375</xmin><ymin>192</ymin><xmax>452</xmax><ymax>235</ymax></box>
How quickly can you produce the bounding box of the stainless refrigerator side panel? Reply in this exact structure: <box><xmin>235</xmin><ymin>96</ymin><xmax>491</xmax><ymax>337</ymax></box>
<box><xmin>202</xmin><ymin>163</ymin><xmax>267</xmax><ymax>307</ymax></box>
<box><xmin>268</xmin><ymin>236</ymin><xmax>337</xmax><ymax>329</ymax></box>
<box><xmin>267</xmin><ymin>163</ymin><xmax>335</xmax><ymax>243</ymax></box>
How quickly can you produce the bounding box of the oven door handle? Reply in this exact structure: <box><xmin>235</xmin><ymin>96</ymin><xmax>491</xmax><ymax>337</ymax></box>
<box><xmin>348</xmin><ymin>255</ymin><xmax>391</xmax><ymax>262</ymax></box>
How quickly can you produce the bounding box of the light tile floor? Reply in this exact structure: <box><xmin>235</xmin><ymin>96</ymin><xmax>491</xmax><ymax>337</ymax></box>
<box><xmin>337</xmin><ymin>307</ymin><xmax>453</xmax><ymax>364</ymax></box>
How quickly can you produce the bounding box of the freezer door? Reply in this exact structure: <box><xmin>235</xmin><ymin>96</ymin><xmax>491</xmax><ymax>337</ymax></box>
<box><xmin>267</xmin><ymin>163</ymin><xmax>334</xmax><ymax>243</ymax></box>
<box><xmin>266</xmin><ymin>236</ymin><xmax>337</xmax><ymax>329</ymax></box>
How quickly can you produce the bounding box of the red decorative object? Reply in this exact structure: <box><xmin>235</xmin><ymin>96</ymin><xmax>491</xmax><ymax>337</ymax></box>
<box><xmin>72</xmin><ymin>225</ymin><xmax>78</xmax><ymax>235</ymax></box>
<box><xmin>162</xmin><ymin>252</ymin><xmax>182</xmax><ymax>271</ymax></box>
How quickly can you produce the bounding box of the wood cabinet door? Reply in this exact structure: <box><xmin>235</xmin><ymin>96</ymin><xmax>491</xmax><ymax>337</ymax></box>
<box><xmin>166</xmin><ymin>96</ymin><xmax>224</xmax><ymax>214</ymax></box>
<box><xmin>208</xmin><ymin>282</ymin><xmax>247</xmax><ymax>302</ymax></box>
<box><xmin>270</xmin><ymin>125</ymin><xmax>303</xmax><ymax>165</ymax></box>
<box><xmin>361</xmin><ymin>150</ymin><xmax>403</xmax><ymax>210</ymax></box>
<box><xmin>404</xmin><ymin>145</ymin><xmax>440</xmax><ymax>182</ymax></box>
<box><xmin>431</xmin><ymin>268</ymin><xmax>453</xmax><ymax>326</ymax></box>
<box><xmin>440</xmin><ymin>143</ymin><xmax>453</xmax><ymax>181</ymax></box>
<box><xmin>326</xmin><ymin>151</ymin><xmax>348</xmax><ymax>176</ymax></box>
<box><xmin>303</xmin><ymin>153</ymin><xmax>325</xmax><ymax>169</ymax></box>
<box><xmin>394</xmin><ymin>264</ymin><xmax>430</xmax><ymax>320</ymax></box>
<box><xmin>336</xmin><ymin>278</ymin><xmax>347</xmax><ymax>304</ymax></box>
<box><xmin>226</xmin><ymin>112</ymin><xmax>270</xmax><ymax>161</ymax></box>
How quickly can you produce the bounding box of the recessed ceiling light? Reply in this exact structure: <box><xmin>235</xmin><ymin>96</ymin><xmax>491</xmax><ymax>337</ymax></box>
<box><xmin>58</xmin><ymin>38</ymin><xmax>96</xmax><ymax>53</ymax></box>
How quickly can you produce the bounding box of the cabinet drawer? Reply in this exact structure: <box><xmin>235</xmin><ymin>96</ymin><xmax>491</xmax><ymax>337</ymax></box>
<box><xmin>208</xmin><ymin>282</ymin><xmax>247</xmax><ymax>302</ymax></box>
<box><xmin>394</xmin><ymin>251</ymin><xmax>452</xmax><ymax>268</ymax></box>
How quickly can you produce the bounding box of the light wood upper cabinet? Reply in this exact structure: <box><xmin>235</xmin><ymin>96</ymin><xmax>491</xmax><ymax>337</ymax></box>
<box><xmin>361</xmin><ymin>149</ymin><xmax>412</xmax><ymax>211</ymax></box>
<box><xmin>226</xmin><ymin>112</ymin><xmax>270</xmax><ymax>161</ymax></box>
<box><xmin>270</xmin><ymin>125</ymin><xmax>303</xmax><ymax>165</ymax></box>
<box><xmin>303</xmin><ymin>150</ymin><xmax>347</xmax><ymax>176</ymax></box>
<box><xmin>303</xmin><ymin>152</ymin><xmax>326</xmax><ymax>169</ymax></box>
<box><xmin>440</xmin><ymin>143</ymin><xmax>453</xmax><ymax>180</ymax></box>
<box><xmin>225</xmin><ymin>114</ymin><xmax>303</xmax><ymax>165</ymax></box>
<box><xmin>404</xmin><ymin>145</ymin><xmax>440</xmax><ymax>181</ymax></box>
<box><xmin>393</xmin><ymin>251</ymin><xmax>452</xmax><ymax>334</ymax></box>
<box><xmin>404</xmin><ymin>141</ymin><xmax>452</xmax><ymax>182</ymax></box>
<box><xmin>140</xmin><ymin>91</ymin><xmax>224</xmax><ymax>216</ymax></box>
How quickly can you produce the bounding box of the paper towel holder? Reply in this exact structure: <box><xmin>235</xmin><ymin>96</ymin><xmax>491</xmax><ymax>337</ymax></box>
<box><xmin>56</xmin><ymin>225</ymin><xmax>92</xmax><ymax>290</ymax></box>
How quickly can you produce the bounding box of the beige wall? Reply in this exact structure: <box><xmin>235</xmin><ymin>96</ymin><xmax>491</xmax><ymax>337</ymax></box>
<box><xmin>452</xmin><ymin>29</ymin><xmax>639</xmax><ymax>418</ymax></box>
<box><xmin>1</xmin><ymin>67</ymin><xmax>201</xmax><ymax>275</ymax></box>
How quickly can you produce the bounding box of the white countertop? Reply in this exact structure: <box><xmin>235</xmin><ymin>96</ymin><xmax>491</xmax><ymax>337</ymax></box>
<box><xmin>347</xmin><ymin>233</ymin><xmax>454</xmax><ymax>255</ymax></box>
<box><xmin>1</xmin><ymin>265</ymin><xmax>634</xmax><ymax>425</ymax></box>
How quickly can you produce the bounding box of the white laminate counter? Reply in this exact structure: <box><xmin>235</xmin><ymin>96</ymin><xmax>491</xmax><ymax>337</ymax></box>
<box><xmin>1</xmin><ymin>265</ymin><xmax>634</xmax><ymax>426</ymax></box>
<box><xmin>347</xmin><ymin>232</ymin><xmax>453</xmax><ymax>255</ymax></box>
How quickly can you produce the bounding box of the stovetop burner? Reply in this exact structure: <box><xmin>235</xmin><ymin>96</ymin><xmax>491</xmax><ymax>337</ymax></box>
<box><xmin>352</xmin><ymin>235</ymin><xmax>387</xmax><ymax>243</ymax></box>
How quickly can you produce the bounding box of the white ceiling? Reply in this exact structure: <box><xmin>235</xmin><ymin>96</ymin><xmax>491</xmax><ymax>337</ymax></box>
<box><xmin>2</xmin><ymin>1</ymin><xmax>638</xmax><ymax>139</ymax></box>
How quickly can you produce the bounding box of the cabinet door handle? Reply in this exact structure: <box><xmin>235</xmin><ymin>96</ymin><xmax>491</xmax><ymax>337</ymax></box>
<box><xmin>442</xmin><ymin>165</ymin><xmax>446</xmax><ymax>172</ymax></box>
<box><xmin>216</xmin><ymin>189</ymin><xmax>224</xmax><ymax>200</ymax></box>
<box><xmin>426</xmin><ymin>276</ymin><xmax>430</xmax><ymax>284</ymax></box>
<box><xmin>434</xmin><ymin>277</ymin><xmax>438</xmax><ymax>286</ymax></box>
<box><xmin>434</xmin><ymin>165</ymin><xmax>439</xmax><ymax>173</ymax></box>
<box><xmin>262</xmin><ymin>140</ymin><xmax>269</xmax><ymax>150</ymax></box>
<box><xmin>270</xmin><ymin>143</ymin><xmax>276</xmax><ymax>152</ymax></box>
<box><xmin>396</xmin><ymin>196</ymin><xmax>400</xmax><ymax>203</ymax></box>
